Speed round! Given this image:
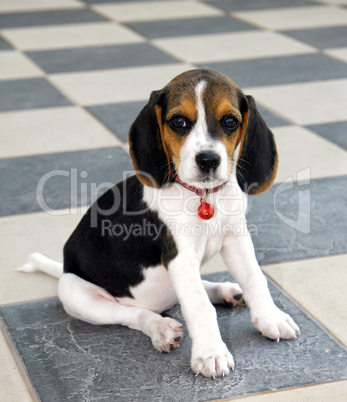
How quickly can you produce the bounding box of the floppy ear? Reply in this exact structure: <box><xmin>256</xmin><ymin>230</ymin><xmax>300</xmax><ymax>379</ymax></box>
<box><xmin>128</xmin><ymin>90</ymin><xmax>169</xmax><ymax>188</ymax></box>
<box><xmin>236</xmin><ymin>95</ymin><xmax>278</xmax><ymax>195</ymax></box>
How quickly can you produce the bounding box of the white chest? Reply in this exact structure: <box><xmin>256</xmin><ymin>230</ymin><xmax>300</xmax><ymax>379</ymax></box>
<box><xmin>143</xmin><ymin>178</ymin><xmax>247</xmax><ymax>265</ymax></box>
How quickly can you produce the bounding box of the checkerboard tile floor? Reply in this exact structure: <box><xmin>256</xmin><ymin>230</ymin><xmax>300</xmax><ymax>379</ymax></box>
<box><xmin>0</xmin><ymin>0</ymin><xmax>346</xmax><ymax>400</ymax></box>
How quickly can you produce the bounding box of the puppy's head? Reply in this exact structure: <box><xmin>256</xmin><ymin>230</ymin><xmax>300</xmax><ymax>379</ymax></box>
<box><xmin>129</xmin><ymin>69</ymin><xmax>278</xmax><ymax>195</ymax></box>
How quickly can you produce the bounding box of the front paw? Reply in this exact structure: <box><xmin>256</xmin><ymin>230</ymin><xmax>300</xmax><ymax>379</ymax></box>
<box><xmin>191</xmin><ymin>341</ymin><xmax>234</xmax><ymax>378</ymax></box>
<box><xmin>252</xmin><ymin>307</ymin><xmax>300</xmax><ymax>341</ymax></box>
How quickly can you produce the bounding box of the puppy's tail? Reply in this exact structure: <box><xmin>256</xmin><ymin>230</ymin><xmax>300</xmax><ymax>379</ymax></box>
<box><xmin>16</xmin><ymin>252</ymin><xmax>63</xmax><ymax>279</ymax></box>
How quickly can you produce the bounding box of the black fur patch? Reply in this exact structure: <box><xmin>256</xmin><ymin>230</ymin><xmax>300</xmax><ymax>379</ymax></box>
<box><xmin>129</xmin><ymin>90</ymin><xmax>169</xmax><ymax>187</ymax></box>
<box><xmin>237</xmin><ymin>95</ymin><xmax>278</xmax><ymax>194</ymax></box>
<box><xmin>63</xmin><ymin>175</ymin><xmax>178</xmax><ymax>298</ymax></box>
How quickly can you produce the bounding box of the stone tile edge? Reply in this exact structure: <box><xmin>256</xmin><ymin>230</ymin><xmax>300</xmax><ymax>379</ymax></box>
<box><xmin>0</xmin><ymin>319</ymin><xmax>39</xmax><ymax>402</ymax></box>
<box><xmin>211</xmin><ymin>379</ymin><xmax>347</xmax><ymax>401</ymax></box>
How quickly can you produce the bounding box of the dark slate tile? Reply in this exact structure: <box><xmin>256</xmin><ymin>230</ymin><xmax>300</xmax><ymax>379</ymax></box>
<box><xmin>1</xmin><ymin>272</ymin><xmax>346</xmax><ymax>401</ymax></box>
<box><xmin>87</xmin><ymin>101</ymin><xmax>146</xmax><ymax>143</ymax></box>
<box><xmin>0</xmin><ymin>147</ymin><xmax>133</xmax><ymax>217</ymax></box>
<box><xmin>306</xmin><ymin>121</ymin><xmax>347</xmax><ymax>151</ymax></box>
<box><xmin>282</xmin><ymin>26</ymin><xmax>347</xmax><ymax>49</ymax></box>
<box><xmin>199</xmin><ymin>53</ymin><xmax>347</xmax><ymax>88</ymax></box>
<box><xmin>256</xmin><ymin>105</ymin><xmax>291</xmax><ymax>128</ymax></box>
<box><xmin>0</xmin><ymin>35</ymin><xmax>12</xmax><ymax>50</ymax></box>
<box><xmin>203</xmin><ymin>0</ymin><xmax>320</xmax><ymax>12</ymax></box>
<box><xmin>0</xmin><ymin>78</ymin><xmax>71</xmax><ymax>112</ymax></box>
<box><xmin>0</xmin><ymin>9</ymin><xmax>106</xmax><ymax>29</ymax></box>
<box><xmin>26</xmin><ymin>43</ymin><xmax>179</xmax><ymax>74</ymax></box>
<box><xmin>247</xmin><ymin>176</ymin><xmax>347</xmax><ymax>265</ymax></box>
<box><xmin>125</xmin><ymin>16</ymin><xmax>257</xmax><ymax>39</ymax></box>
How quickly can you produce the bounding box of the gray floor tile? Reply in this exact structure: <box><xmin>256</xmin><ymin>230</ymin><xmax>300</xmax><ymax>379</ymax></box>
<box><xmin>282</xmin><ymin>25</ymin><xmax>347</xmax><ymax>50</ymax></box>
<box><xmin>125</xmin><ymin>16</ymin><xmax>257</xmax><ymax>39</ymax></box>
<box><xmin>0</xmin><ymin>78</ymin><xmax>71</xmax><ymax>113</ymax></box>
<box><xmin>0</xmin><ymin>147</ymin><xmax>133</xmax><ymax>217</ymax></box>
<box><xmin>26</xmin><ymin>43</ymin><xmax>179</xmax><ymax>74</ymax></box>
<box><xmin>87</xmin><ymin>101</ymin><xmax>146</xmax><ymax>142</ymax></box>
<box><xmin>203</xmin><ymin>0</ymin><xmax>320</xmax><ymax>12</ymax></box>
<box><xmin>306</xmin><ymin>121</ymin><xmax>347</xmax><ymax>151</ymax></box>
<box><xmin>0</xmin><ymin>9</ymin><xmax>106</xmax><ymax>29</ymax></box>
<box><xmin>247</xmin><ymin>175</ymin><xmax>347</xmax><ymax>265</ymax></box>
<box><xmin>256</xmin><ymin>105</ymin><xmax>291</xmax><ymax>128</ymax></box>
<box><xmin>0</xmin><ymin>35</ymin><xmax>12</xmax><ymax>50</ymax></box>
<box><xmin>0</xmin><ymin>272</ymin><xmax>346</xmax><ymax>401</ymax></box>
<box><xmin>198</xmin><ymin>53</ymin><xmax>347</xmax><ymax>88</ymax></box>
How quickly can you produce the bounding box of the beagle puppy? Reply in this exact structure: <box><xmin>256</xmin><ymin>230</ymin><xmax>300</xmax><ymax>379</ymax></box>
<box><xmin>19</xmin><ymin>69</ymin><xmax>300</xmax><ymax>378</ymax></box>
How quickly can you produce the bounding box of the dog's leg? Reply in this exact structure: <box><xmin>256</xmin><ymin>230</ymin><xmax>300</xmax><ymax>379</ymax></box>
<box><xmin>58</xmin><ymin>273</ymin><xmax>183</xmax><ymax>352</ymax></box>
<box><xmin>222</xmin><ymin>232</ymin><xmax>300</xmax><ymax>341</ymax></box>
<box><xmin>168</xmin><ymin>254</ymin><xmax>234</xmax><ymax>378</ymax></box>
<box><xmin>202</xmin><ymin>280</ymin><xmax>245</xmax><ymax>306</ymax></box>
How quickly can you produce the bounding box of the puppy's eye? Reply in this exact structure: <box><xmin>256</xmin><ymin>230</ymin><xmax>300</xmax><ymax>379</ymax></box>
<box><xmin>222</xmin><ymin>115</ymin><xmax>239</xmax><ymax>131</ymax></box>
<box><xmin>170</xmin><ymin>116</ymin><xmax>186</xmax><ymax>128</ymax></box>
<box><xmin>169</xmin><ymin>115</ymin><xmax>190</xmax><ymax>134</ymax></box>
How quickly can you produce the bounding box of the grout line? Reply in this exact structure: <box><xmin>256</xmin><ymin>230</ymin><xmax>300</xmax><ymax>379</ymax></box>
<box><xmin>264</xmin><ymin>273</ymin><xmax>347</xmax><ymax>352</ymax></box>
<box><xmin>0</xmin><ymin>319</ymin><xmax>40</xmax><ymax>402</ymax></box>
<box><xmin>213</xmin><ymin>378</ymin><xmax>347</xmax><ymax>401</ymax></box>
<box><xmin>0</xmin><ymin>295</ymin><xmax>59</xmax><ymax>309</ymax></box>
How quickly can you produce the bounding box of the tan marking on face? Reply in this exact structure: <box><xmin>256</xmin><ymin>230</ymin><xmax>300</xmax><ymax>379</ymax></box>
<box><xmin>161</xmin><ymin>124</ymin><xmax>188</xmax><ymax>174</ymax></box>
<box><xmin>220</xmin><ymin>127</ymin><xmax>242</xmax><ymax>156</ymax></box>
<box><xmin>156</xmin><ymin>103</ymin><xmax>191</xmax><ymax>177</ymax></box>
<box><xmin>215</xmin><ymin>99</ymin><xmax>242</xmax><ymax>122</ymax></box>
<box><xmin>166</xmin><ymin>98</ymin><xmax>197</xmax><ymax>123</ymax></box>
<box><xmin>160</xmin><ymin>91</ymin><xmax>198</xmax><ymax>174</ymax></box>
<box><xmin>203</xmin><ymin>74</ymin><xmax>240</xmax><ymax>115</ymax></box>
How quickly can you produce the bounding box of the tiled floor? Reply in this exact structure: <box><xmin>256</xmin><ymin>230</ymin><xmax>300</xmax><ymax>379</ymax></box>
<box><xmin>0</xmin><ymin>0</ymin><xmax>346</xmax><ymax>401</ymax></box>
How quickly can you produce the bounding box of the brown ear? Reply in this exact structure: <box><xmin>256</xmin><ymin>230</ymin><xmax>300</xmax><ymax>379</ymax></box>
<box><xmin>128</xmin><ymin>90</ymin><xmax>169</xmax><ymax>188</ymax></box>
<box><xmin>236</xmin><ymin>95</ymin><xmax>278</xmax><ymax>195</ymax></box>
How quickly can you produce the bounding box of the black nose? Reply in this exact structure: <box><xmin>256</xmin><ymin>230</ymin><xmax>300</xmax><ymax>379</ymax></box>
<box><xmin>195</xmin><ymin>152</ymin><xmax>221</xmax><ymax>173</ymax></box>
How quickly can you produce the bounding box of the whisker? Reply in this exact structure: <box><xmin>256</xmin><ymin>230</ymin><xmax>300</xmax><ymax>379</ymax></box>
<box><xmin>237</xmin><ymin>157</ymin><xmax>252</xmax><ymax>167</ymax></box>
<box><xmin>235</xmin><ymin>163</ymin><xmax>248</xmax><ymax>173</ymax></box>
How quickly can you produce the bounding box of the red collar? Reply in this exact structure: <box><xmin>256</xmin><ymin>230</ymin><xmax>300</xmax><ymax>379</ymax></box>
<box><xmin>170</xmin><ymin>172</ymin><xmax>228</xmax><ymax>197</ymax></box>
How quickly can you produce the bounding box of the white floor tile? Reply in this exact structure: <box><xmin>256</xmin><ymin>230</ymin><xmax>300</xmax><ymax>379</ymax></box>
<box><xmin>0</xmin><ymin>106</ymin><xmax>121</xmax><ymax>158</ymax></box>
<box><xmin>1</xmin><ymin>22</ymin><xmax>143</xmax><ymax>51</ymax></box>
<box><xmin>201</xmin><ymin>253</ymin><xmax>228</xmax><ymax>275</ymax></box>
<box><xmin>263</xmin><ymin>254</ymin><xmax>347</xmax><ymax>345</ymax></box>
<box><xmin>233</xmin><ymin>6</ymin><xmax>347</xmax><ymax>30</ymax></box>
<box><xmin>92</xmin><ymin>1</ymin><xmax>222</xmax><ymax>23</ymax></box>
<box><xmin>50</xmin><ymin>64</ymin><xmax>193</xmax><ymax>105</ymax></box>
<box><xmin>0</xmin><ymin>0</ymin><xmax>82</xmax><ymax>13</ymax></box>
<box><xmin>153</xmin><ymin>31</ymin><xmax>315</xmax><ymax>64</ymax></box>
<box><xmin>0</xmin><ymin>51</ymin><xmax>43</xmax><ymax>80</ymax></box>
<box><xmin>325</xmin><ymin>47</ymin><xmax>347</xmax><ymax>63</ymax></box>
<box><xmin>273</xmin><ymin>125</ymin><xmax>347</xmax><ymax>183</ymax></box>
<box><xmin>0</xmin><ymin>208</ymin><xmax>88</xmax><ymax>305</ymax></box>
<box><xmin>247</xmin><ymin>79</ymin><xmax>347</xmax><ymax>125</ymax></box>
